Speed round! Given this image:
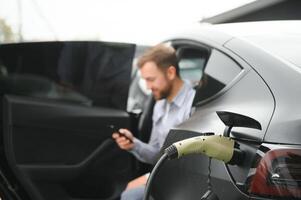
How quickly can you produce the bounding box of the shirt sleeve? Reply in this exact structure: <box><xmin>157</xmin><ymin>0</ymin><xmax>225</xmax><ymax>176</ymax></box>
<box><xmin>129</xmin><ymin>135</ymin><xmax>161</xmax><ymax>164</ymax></box>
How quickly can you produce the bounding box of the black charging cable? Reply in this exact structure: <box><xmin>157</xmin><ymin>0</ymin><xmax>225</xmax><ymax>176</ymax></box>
<box><xmin>143</xmin><ymin>153</ymin><xmax>168</xmax><ymax>200</ymax></box>
<box><xmin>200</xmin><ymin>157</ymin><xmax>219</xmax><ymax>200</ymax></box>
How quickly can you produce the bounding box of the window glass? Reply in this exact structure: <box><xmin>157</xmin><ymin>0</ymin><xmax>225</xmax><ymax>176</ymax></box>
<box><xmin>193</xmin><ymin>49</ymin><xmax>242</xmax><ymax>105</ymax></box>
<box><xmin>178</xmin><ymin>47</ymin><xmax>207</xmax><ymax>86</ymax></box>
<box><xmin>0</xmin><ymin>42</ymin><xmax>135</xmax><ymax>110</ymax></box>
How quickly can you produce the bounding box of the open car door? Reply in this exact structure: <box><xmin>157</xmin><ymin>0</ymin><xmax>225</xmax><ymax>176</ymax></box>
<box><xmin>0</xmin><ymin>41</ymin><xmax>136</xmax><ymax>200</ymax></box>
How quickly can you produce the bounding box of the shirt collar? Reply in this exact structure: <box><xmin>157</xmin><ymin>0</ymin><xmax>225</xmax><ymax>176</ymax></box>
<box><xmin>170</xmin><ymin>81</ymin><xmax>190</xmax><ymax>108</ymax></box>
<box><xmin>153</xmin><ymin>81</ymin><xmax>192</xmax><ymax>121</ymax></box>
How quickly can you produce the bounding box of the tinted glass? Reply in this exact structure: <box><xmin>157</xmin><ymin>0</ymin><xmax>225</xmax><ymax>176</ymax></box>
<box><xmin>0</xmin><ymin>41</ymin><xmax>135</xmax><ymax>110</ymax></box>
<box><xmin>193</xmin><ymin>49</ymin><xmax>242</xmax><ymax>105</ymax></box>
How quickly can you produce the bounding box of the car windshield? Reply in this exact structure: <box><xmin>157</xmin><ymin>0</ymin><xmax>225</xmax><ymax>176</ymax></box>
<box><xmin>245</xmin><ymin>34</ymin><xmax>301</xmax><ymax>68</ymax></box>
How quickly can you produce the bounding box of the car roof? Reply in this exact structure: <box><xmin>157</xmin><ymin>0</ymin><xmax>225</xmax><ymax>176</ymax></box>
<box><xmin>169</xmin><ymin>21</ymin><xmax>301</xmax><ymax>65</ymax></box>
<box><xmin>214</xmin><ymin>21</ymin><xmax>301</xmax><ymax>67</ymax></box>
<box><xmin>211</xmin><ymin>20</ymin><xmax>301</xmax><ymax>38</ymax></box>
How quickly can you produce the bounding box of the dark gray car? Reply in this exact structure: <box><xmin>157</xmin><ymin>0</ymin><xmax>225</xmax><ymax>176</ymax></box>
<box><xmin>0</xmin><ymin>21</ymin><xmax>301</xmax><ymax>200</ymax></box>
<box><xmin>148</xmin><ymin>21</ymin><xmax>301</xmax><ymax>200</ymax></box>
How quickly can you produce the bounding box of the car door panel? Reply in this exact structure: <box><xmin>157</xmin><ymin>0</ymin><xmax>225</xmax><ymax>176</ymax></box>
<box><xmin>3</xmin><ymin>95</ymin><xmax>133</xmax><ymax>200</ymax></box>
<box><xmin>0</xmin><ymin>41</ymin><xmax>136</xmax><ymax>200</ymax></box>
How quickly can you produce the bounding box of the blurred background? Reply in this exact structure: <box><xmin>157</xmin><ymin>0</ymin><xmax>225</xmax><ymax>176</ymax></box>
<box><xmin>0</xmin><ymin>0</ymin><xmax>256</xmax><ymax>44</ymax></box>
<box><xmin>0</xmin><ymin>0</ymin><xmax>301</xmax><ymax>45</ymax></box>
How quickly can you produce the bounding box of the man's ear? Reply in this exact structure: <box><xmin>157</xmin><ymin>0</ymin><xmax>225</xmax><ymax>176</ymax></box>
<box><xmin>166</xmin><ymin>66</ymin><xmax>177</xmax><ymax>80</ymax></box>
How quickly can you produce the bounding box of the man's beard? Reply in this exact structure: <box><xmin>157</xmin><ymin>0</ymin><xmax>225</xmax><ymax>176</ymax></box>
<box><xmin>152</xmin><ymin>83</ymin><xmax>172</xmax><ymax>100</ymax></box>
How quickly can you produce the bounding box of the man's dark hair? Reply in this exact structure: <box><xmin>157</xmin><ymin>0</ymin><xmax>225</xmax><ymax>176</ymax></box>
<box><xmin>137</xmin><ymin>44</ymin><xmax>180</xmax><ymax>76</ymax></box>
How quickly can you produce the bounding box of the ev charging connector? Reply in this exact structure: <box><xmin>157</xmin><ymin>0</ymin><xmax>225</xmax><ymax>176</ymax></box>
<box><xmin>165</xmin><ymin>135</ymin><xmax>236</xmax><ymax>163</ymax></box>
<box><xmin>143</xmin><ymin>111</ymin><xmax>262</xmax><ymax>200</ymax></box>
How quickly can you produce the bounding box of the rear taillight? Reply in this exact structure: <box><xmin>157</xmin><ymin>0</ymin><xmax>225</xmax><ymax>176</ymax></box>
<box><xmin>249</xmin><ymin>147</ymin><xmax>301</xmax><ymax>199</ymax></box>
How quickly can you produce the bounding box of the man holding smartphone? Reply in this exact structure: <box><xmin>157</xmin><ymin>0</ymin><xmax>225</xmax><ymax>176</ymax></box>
<box><xmin>112</xmin><ymin>44</ymin><xmax>195</xmax><ymax>200</ymax></box>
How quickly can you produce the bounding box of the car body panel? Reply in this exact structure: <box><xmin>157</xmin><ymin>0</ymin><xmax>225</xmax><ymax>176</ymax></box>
<box><xmin>225</xmin><ymin>37</ymin><xmax>301</xmax><ymax>144</ymax></box>
<box><xmin>150</xmin><ymin>21</ymin><xmax>301</xmax><ymax>200</ymax></box>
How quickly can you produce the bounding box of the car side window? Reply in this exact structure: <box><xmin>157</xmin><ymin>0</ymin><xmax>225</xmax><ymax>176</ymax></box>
<box><xmin>0</xmin><ymin>42</ymin><xmax>135</xmax><ymax>110</ymax></box>
<box><xmin>193</xmin><ymin>49</ymin><xmax>242</xmax><ymax>105</ymax></box>
<box><xmin>177</xmin><ymin>47</ymin><xmax>208</xmax><ymax>86</ymax></box>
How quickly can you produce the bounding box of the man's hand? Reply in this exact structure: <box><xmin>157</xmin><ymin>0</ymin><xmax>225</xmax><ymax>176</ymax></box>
<box><xmin>112</xmin><ymin>129</ymin><xmax>134</xmax><ymax>150</ymax></box>
<box><xmin>126</xmin><ymin>174</ymin><xmax>148</xmax><ymax>190</ymax></box>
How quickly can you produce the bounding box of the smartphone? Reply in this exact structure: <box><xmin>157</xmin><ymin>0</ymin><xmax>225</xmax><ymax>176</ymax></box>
<box><xmin>108</xmin><ymin>125</ymin><xmax>133</xmax><ymax>143</ymax></box>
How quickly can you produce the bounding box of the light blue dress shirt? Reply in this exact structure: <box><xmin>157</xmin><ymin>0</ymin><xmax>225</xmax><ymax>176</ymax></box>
<box><xmin>130</xmin><ymin>81</ymin><xmax>195</xmax><ymax>164</ymax></box>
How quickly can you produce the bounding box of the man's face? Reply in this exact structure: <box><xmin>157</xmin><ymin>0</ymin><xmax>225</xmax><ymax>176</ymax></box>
<box><xmin>140</xmin><ymin>61</ymin><xmax>173</xmax><ymax>100</ymax></box>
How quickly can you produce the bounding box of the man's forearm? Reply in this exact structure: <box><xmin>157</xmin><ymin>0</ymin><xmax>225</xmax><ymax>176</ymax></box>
<box><xmin>129</xmin><ymin>138</ymin><xmax>160</xmax><ymax>164</ymax></box>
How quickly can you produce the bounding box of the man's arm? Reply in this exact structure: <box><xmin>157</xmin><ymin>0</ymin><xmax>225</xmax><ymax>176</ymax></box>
<box><xmin>112</xmin><ymin>128</ymin><xmax>159</xmax><ymax>164</ymax></box>
<box><xmin>129</xmin><ymin>137</ymin><xmax>160</xmax><ymax>164</ymax></box>
<box><xmin>125</xmin><ymin>174</ymin><xmax>149</xmax><ymax>190</ymax></box>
